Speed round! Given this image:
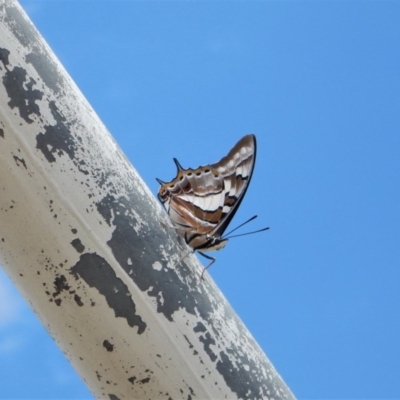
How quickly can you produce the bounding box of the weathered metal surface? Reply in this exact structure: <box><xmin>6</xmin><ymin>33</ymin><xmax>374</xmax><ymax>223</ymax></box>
<box><xmin>0</xmin><ymin>1</ymin><xmax>294</xmax><ymax>399</ymax></box>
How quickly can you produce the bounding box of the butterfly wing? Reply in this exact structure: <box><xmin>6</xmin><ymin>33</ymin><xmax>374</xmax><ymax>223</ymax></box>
<box><xmin>209</xmin><ymin>134</ymin><xmax>256</xmax><ymax>237</ymax></box>
<box><xmin>157</xmin><ymin>162</ymin><xmax>225</xmax><ymax>234</ymax></box>
<box><xmin>157</xmin><ymin>134</ymin><xmax>256</xmax><ymax>249</ymax></box>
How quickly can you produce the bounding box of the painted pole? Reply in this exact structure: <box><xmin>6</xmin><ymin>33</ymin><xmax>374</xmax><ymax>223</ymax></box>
<box><xmin>0</xmin><ymin>1</ymin><xmax>295</xmax><ymax>399</ymax></box>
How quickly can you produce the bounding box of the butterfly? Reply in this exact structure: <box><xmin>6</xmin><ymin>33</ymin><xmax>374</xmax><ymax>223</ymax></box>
<box><xmin>156</xmin><ymin>134</ymin><xmax>268</xmax><ymax>277</ymax></box>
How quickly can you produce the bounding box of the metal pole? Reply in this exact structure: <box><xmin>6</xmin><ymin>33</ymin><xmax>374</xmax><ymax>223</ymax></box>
<box><xmin>0</xmin><ymin>1</ymin><xmax>294</xmax><ymax>399</ymax></box>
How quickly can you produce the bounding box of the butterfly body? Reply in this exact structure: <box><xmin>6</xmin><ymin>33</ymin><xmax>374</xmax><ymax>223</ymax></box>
<box><xmin>157</xmin><ymin>134</ymin><xmax>257</xmax><ymax>274</ymax></box>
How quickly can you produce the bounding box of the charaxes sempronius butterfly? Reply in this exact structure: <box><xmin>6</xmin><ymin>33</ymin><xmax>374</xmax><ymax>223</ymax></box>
<box><xmin>157</xmin><ymin>134</ymin><xmax>268</xmax><ymax>277</ymax></box>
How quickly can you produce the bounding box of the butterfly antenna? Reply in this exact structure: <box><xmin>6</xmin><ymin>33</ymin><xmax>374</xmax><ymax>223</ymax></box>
<box><xmin>225</xmin><ymin>226</ymin><xmax>270</xmax><ymax>240</ymax></box>
<box><xmin>223</xmin><ymin>215</ymin><xmax>258</xmax><ymax>237</ymax></box>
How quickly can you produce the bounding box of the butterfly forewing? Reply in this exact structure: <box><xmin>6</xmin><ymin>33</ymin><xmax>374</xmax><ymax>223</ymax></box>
<box><xmin>157</xmin><ymin>134</ymin><xmax>256</xmax><ymax>251</ymax></box>
<box><xmin>210</xmin><ymin>135</ymin><xmax>256</xmax><ymax>237</ymax></box>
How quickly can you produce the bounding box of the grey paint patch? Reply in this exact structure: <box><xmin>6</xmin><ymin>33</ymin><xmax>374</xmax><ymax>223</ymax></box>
<box><xmin>3</xmin><ymin>3</ymin><xmax>63</xmax><ymax>94</ymax></box>
<box><xmin>128</xmin><ymin>376</ymin><xmax>136</xmax><ymax>385</ymax></box>
<box><xmin>0</xmin><ymin>46</ymin><xmax>43</xmax><ymax>123</ymax></box>
<box><xmin>71</xmin><ymin>238</ymin><xmax>85</xmax><ymax>254</ymax></box>
<box><xmin>51</xmin><ymin>274</ymin><xmax>77</xmax><ymax>307</ymax></box>
<box><xmin>13</xmin><ymin>155</ymin><xmax>27</xmax><ymax>169</ymax></box>
<box><xmin>217</xmin><ymin>350</ymin><xmax>268</xmax><ymax>400</ymax></box>
<box><xmin>36</xmin><ymin>101</ymin><xmax>76</xmax><ymax>163</ymax></box>
<box><xmin>70</xmin><ymin>253</ymin><xmax>146</xmax><ymax>334</ymax></box>
<box><xmin>0</xmin><ymin>47</ymin><xmax>10</xmax><ymax>66</ymax></box>
<box><xmin>3</xmin><ymin>3</ymin><xmax>40</xmax><ymax>48</ymax></box>
<box><xmin>53</xmin><ymin>274</ymin><xmax>70</xmax><ymax>297</ymax></box>
<box><xmin>198</xmin><ymin>331</ymin><xmax>217</xmax><ymax>363</ymax></box>
<box><xmin>74</xmin><ymin>294</ymin><xmax>83</xmax><ymax>307</ymax></box>
<box><xmin>95</xmin><ymin>370</ymin><xmax>102</xmax><ymax>381</ymax></box>
<box><xmin>193</xmin><ymin>322</ymin><xmax>206</xmax><ymax>333</ymax></box>
<box><xmin>3</xmin><ymin>64</ymin><xmax>43</xmax><ymax>124</ymax></box>
<box><xmin>103</xmin><ymin>340</ymin><xmax>114</xmax><ymax>352</ymax></box>
<box><xmin>26</xmin><ymin>51</ymin><xmax>63</xmax><ymax>95</ymax></box>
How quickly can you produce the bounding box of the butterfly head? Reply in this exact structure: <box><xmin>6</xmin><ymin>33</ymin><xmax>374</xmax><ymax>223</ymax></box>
<box><xmin>206</xmin><ymin>236</ymin><xmax>228</xmax><ymax>252</ymax></box>
<box><xmin>156</xmin><ymin>177</ymin><xmax>173</xmax><ymax>204</ymax></box>
<box><xmin>190</xmin><ymin>234</ymin><xmax>228</xmax><ymax>253</ymax></box>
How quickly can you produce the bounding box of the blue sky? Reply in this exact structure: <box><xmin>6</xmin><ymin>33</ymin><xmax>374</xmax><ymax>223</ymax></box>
<box><xmin>1</xmin><ymin>1</ymin><xmax>400</xmax><ymax>398</ymax></box>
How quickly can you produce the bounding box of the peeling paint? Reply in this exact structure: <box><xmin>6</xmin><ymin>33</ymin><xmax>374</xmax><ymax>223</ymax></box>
<box><xmin>4</xmin><ymin>3</ymin><xmax>40</xmax><ymax>48</ymax></box>
<box><xmin>103</xmin><ymin>340</ymin><xmax>114</xmax><ymax>352</ymax></box>
<box><xmin>53</xmin><ymin>274</ymin><xmax>70</xmax><ymax>297</ymax></box>
<box><xmin>3</xmin><ymin>63</ymin><xmax>43</xmax><ymax>123</ymax></box>
<box><xmin>25</xmin><ymin>51</ymin><xmax>63</xmax><ymax>95</ymax></box>
<box><xmin>70</xmin><ymin>253</ymin><xmax>146</xmax><ymax>334</ymax></box>
<box><xmin>74</xmin><ymin>294</ymin><xmax>83</xmax><ymax>307</ymax></box>
<box><xmin>96</xmin><ymin>194</ymin><xmax>210</xmax><ymax>322</ymax></box>
<box><xmin>13</xmin><ymin>155</ymin><xmax>27</xmax><ymax>169</ymax></box>
<box><xmin>71</xmin><ymin>238</ymin><xmax>85</xmax><ymax>254</ymax></box>
<box><xmin>36</xmin><ymin>101</ymin><xmax>76</xmax><ymax>163</ymax></box>
<box><xmin>0</xmin><ymin>47</ymin><xmax>10</xmax><ymax>66</ymax></box>
<box><xmin>94</xmin><ymin>190</ymin><xmax>288</xmax><ymax>398</ymax></box>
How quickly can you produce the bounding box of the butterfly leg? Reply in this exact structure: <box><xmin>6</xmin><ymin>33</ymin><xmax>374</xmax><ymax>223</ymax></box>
<box><xmin>197</xmin><ymin>252</ymin><xmax>216</xmax><ymax>280</ymax></box>
<box><xmin>160</xmin><ymin>219</ymin><xmax>179</xmax><ymax>231</ymax></box>
<box><xmin>172</xmin><ymin>249</ymin><xmax>194</xmax><ymax>270</ymax></box>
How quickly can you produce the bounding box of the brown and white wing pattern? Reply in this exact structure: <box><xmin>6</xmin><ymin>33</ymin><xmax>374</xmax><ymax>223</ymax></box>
<box><xmin>210</xmin><ymin>134</ymin><xmax>256</xmax><ymax>238</ymax></box>
<box><xmin>157</xmin><ymin>134</ymin><xmax>256</xmax><ymax>252</ymax></box>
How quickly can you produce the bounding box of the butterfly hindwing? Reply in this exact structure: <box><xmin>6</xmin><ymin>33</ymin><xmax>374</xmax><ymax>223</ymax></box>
<box><xmin>158</xmin><ymin>164</ymin><xmax>224</xmax><ymax>234</ymax></box>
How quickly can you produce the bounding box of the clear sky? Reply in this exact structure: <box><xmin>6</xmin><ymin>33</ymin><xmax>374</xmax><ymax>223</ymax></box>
<box><xmin>1</xmin><ymin>1</ymin><xmax>400</xmax><ymax>399</ymax></box>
